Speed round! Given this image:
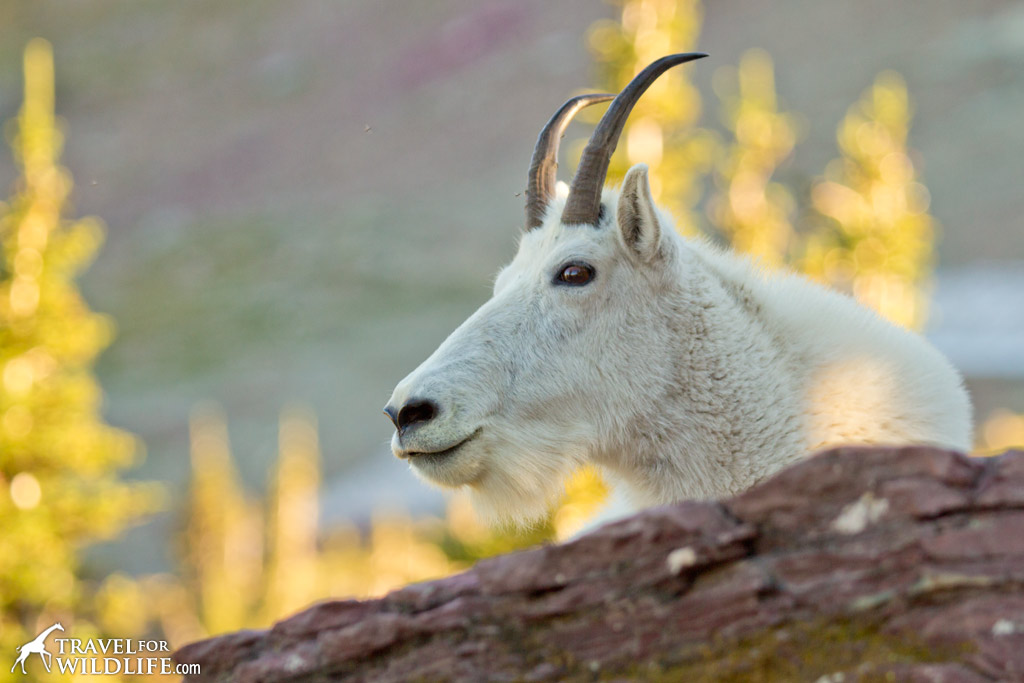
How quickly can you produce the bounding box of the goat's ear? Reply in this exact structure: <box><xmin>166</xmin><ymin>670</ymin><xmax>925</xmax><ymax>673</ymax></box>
<box><xmin>616</xmin><ymin>164</ymin><xmax>661</xmax><ymax>261</ymax></box>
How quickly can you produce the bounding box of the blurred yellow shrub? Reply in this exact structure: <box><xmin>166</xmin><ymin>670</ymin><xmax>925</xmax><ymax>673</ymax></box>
<box><xmin>0</xmin><ymin>39</ymin><xmax>160</xmax><ymax>682</ymax></box>
<box><xmin>801</xmin><ymin>71</ymin><xmax>936</xmax><ymax>330</ymax></box>
<box><xmin>977</xmin><ymin>410</ymin><xmax>1024</xmax><ymax>455</ymax></box>
<box><xmin>709</xmin><ymin>49</ymin><xmax>800</xmax><ymax>267</ymax></box>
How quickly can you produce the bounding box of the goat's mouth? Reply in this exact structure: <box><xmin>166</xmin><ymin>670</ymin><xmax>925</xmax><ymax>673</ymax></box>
<box><xmin>406</xmin><ymin>428</ymin><xmax>482</xmax><ymax>465</ymax></box>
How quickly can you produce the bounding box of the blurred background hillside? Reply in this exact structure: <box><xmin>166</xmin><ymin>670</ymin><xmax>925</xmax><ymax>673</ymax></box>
<box><xmin>2</xmin><ymin>0</ymin><xmax>1023</xmax><ymax>671</ymax></box>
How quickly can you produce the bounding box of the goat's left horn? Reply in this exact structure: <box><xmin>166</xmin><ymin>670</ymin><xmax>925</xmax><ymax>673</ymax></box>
<box><xmin>561</xmin><ymin>52</ymin><xmax>707</xmax><ymax>226</ymax></box>
<box><xmin>526</xmin><ymin>93</ymin><xmax>614</xmax><ymax>230</ymax></box>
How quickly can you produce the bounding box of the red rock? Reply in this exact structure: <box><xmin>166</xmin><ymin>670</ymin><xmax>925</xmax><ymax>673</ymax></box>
<box><xmin>175</xmin><ymin>447</ymin><xmax>1024</xmax><ymax>682</ymax></box>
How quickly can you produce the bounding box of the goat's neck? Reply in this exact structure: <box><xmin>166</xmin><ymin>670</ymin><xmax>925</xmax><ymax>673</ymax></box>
<box><xmin>596</xmin><ymin>248</ymin><xmax>807</xmax><ymax>505</ymax></box>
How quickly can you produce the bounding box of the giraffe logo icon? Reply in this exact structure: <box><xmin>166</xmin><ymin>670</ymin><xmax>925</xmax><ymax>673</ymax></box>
<box><xmin>10</xmin><ymin>622</ymin><xmax>64</xmax><ymax>675</ymax></box>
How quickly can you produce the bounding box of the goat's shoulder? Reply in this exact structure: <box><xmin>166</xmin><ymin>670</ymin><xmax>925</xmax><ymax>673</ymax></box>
<box><xmin>680</xmin><ymin>237</ymin><xmax>908</xmax><ymax>356</ymax></box>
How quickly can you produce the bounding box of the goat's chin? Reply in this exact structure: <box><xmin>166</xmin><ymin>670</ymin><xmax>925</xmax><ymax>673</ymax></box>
<box><xmin>410</xmin><ymin>424</ymin><xmax>590</xmax><ymax>528</ymax></box>
<box><xmin>408</xmin><ymin>442</ymin><xmax>485</xmax><ymax>489</ymax></box>
<box><xmin>466</xmin><ymin>440</ymin><xmax>586</xmax><ymax>529</ymax></box>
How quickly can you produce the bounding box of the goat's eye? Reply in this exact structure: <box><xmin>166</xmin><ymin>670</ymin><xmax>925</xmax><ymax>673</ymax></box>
<box><xmin>557</xmin><ymin>263</ymin><xmax>594</xmax><ymax>286</ymax></box>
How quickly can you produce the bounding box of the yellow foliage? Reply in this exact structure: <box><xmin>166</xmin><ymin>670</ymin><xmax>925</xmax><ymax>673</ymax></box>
<box><xmin>709</xmin><ymin>49</ymin><xmax>800</xmax><ymax>266</ymax></box>
<box><xmin>262</xmin><ymin>407</ymin><xmax>321</xmax><ymax>618</ymax></box>
<box><xmin>0</xmin><ymin>39</ymin><xmax>159</xmax><ymax>682</ymax></box>
<box><xmin>800</xmin><ymin>72</ymin><xmax>935</xmax><ymax>330</ymax></box>
<box><xmin>185</xmin><ymin>404</ymin><xmax>262</xmax><ymax>635</ymax></box>
<box><xmin>977</xmin><ymin>410</ymin><xmax>1024</xmax><ymax>455</ymax></box>
<box><xmin>554</xmin><ymin>466</ymin><xmax>610</xmax><ymax>541</ymax></box>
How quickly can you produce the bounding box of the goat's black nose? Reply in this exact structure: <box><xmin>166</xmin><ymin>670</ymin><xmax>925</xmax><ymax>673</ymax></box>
<box><xmin>384</xmin><ymin>398</ymin><xmax>439</xmax><ymax>433</ymax></box>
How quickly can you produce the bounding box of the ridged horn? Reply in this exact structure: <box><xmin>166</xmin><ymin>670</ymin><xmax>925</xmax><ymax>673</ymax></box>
<box><xmin>561</xmin><ymin>52</ymin><xmax>707</xmax><ymax>226</ymax></box>
<box><xmin>526</xmin><ymin>93</ymin><xmax>615</xmax><ymax>230</ymax></box>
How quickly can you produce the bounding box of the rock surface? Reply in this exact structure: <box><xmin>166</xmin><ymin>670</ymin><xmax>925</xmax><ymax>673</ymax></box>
<box><xmin>176</xmin><ymin>446</ymin><xmax>1024</xmax><ymax>682</ymax></box>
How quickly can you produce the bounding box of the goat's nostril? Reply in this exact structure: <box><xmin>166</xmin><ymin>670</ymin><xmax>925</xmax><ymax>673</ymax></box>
<box><xmin>397</xmin><ymin>398</ymin><xmax>438</xmax><ymax>431</ymax></box>
<box><xmin>383</xmin><ymin>405</ymin><xmax>400</xmax><ymax>430</ymax></box>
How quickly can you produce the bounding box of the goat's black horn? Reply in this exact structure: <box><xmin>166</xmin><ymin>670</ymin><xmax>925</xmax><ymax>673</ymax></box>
<box><xmin>561</xmin><ymin>53</ymin><xmax>707</xmax><ymax>226</ymax></box>
<box><xmin>525</xmin><ymin>93</ymin><xmax>615</xmax><ymax>230</ymax></box>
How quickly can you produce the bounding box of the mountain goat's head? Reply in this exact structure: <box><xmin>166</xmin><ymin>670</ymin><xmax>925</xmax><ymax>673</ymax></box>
<box><xmin>385</xmin><ymin>54</ymin><xmax>707</xmax><ymax>523</ymax></box>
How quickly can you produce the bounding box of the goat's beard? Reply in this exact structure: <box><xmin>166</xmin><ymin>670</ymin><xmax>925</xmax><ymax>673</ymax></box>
<box><xmin>464</xmin><ymin>426</ymin><xmax>589</xmax><ymax>529</ymax></box>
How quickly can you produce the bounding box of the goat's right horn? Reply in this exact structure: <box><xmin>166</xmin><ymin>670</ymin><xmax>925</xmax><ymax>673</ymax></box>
<box><xmin>526</xmin><ymin>93</ymin><xmax>614</xmax><ymax>230</ymax></box>
<box><xmin>561</xmin><ymin>52</ymin><xmax>707</xmax><ymax>226</ymax></box>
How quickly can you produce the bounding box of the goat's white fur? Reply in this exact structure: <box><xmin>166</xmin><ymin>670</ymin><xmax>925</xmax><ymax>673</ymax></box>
<box><xmin>387</xmin><ymin>164</ymin><xmax>972</xmax><ymax>525</ymax></box>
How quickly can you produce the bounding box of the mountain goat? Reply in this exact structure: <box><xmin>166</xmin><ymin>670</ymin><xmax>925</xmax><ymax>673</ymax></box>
<box><xmin>384</xmin><ymin>53</ymin><xmax>973</xmax><ymax>525</ymax></box>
